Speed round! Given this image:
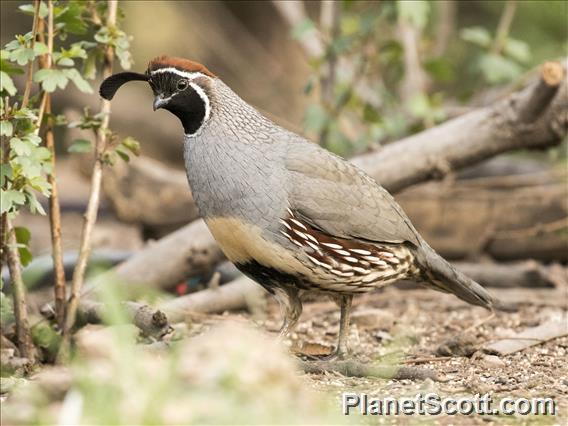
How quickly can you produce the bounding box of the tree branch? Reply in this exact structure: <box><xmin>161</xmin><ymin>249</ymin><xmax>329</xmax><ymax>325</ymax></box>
<box><xmin>4</xmin><ymin>220</ymin><xmax>36</xmax><ymax>360</ymax></box>
<box><xmin>64</xmin><ymin>0</ymin><xmax>118</xmax><ymax>337</ymax></box>
<box><xmin>272</xmin><ymin>0</ymin><xmax>324</xmax><ymax>58</ymax></box>
<box><xmin>299</xmin><ymin>359</ymin><xmax>441</xmax><ymax>381</ymax></box>
<box><xmin>491</xmin><ymin>0</ymin><xmax>517</xmax><ymax>55</ymax></box>
<box><xmin>20</xmin><ymin>0</ymin><xmax>41</xmax><ymax>109</ymax></box>
<box><xmin>77</xmin><ymin>300</ymin><xmax>171</xmax><ymax>339</ymax></box>
<box><xmin>38</xmin><ymin>0</ymin><xmax>67</xmax><ymax>330</ymax></box>
<box><xmin>353</xmin><ymin>61</ymin><xmax>567</xmax><ymax>193</ymax></box>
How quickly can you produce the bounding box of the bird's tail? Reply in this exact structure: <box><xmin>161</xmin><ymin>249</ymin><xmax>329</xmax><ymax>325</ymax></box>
<box><xmin>414</xmin><ymin>242</ymin><xmax>504</xmax><ymax>311</ymax></box>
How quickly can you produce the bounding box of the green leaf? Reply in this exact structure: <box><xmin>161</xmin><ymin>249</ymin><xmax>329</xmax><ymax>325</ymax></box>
<box><xmin>424</xmin><ymin>58</ymin><xmax>455</xmax><ymax>83</ymax></box>
<box><xmin>1</xmin><ymin>189</ymin><xmax>26</xmax><ymax>214</ymax></box>
<box><xmin>291</xmin><ymin>18</ymin><xmax>316</xmax><ymax>42</ymax></box>
<box><xmin>397</xmin><ymin>0</ymin><xmax>430</xmax><ymax>30</ymax></box>
<box><xmin>408</xmin><ymin>93</ymin><xmax>430</xmax><ymax>118</ymax></box>
<box><xmin>9</xmin><ymin>47</ymin><xmax>35</xmax><ymax>66</ymax></box>
<box><xmin>14</xmin><ymin>226</ymin><xmax>31</xmax><ymax>245</ymax></box>
<box><xmin>55</xmin><ymin>2</ymin><xmax>88</xmax><ymax>35</ymax></box>
<box><xmin>10</xmin><ymin>137</ymin><xmax>32</xmax><ymax>156</ymax></box>
<box><xmin>24</xmin><ymin>133</ymin><xmax>42</xmax><ymax>146</ymax></box>
<box><xmin>62</xmin><ymin>68</ymin><xmax>93</xmax><ymax>93</ymax></box>
<box><xmin>0</xmin><ymin>71</ymin><xmax>17</xmax><ymax>95</ymax></box>
<box><xmin>504</xmin><ymin>38</ymin><xmax>531</xmax><ymax>64</ymax></box>
<box><xmin>19</xmin><ymin>2</ymin><xmax>48</xmax><ymax>18</ymax></box>
<box><xmin>56</xmin><ymin>57</ymin><xmax>74</xmax><ymax>67</ymax></box>
<box><xmin>19</xmin><ymin>245</ymin><xmax>33</xmax><ymax>267</ymax></box>
<box><xmin>1</xmin><ymin>50</ymin><xmax>25</xmax><ymax>75</ymax></box>
<box><xmin>120</xmin><ymin>136</ymin><xmax>140</xmax><ymax>156</ymax></box>
<box><xmin>66</xmin><ymin>43</ymin><xmax>88</xmax><ymax>59</ymax></box>
<box><xmin>29</xmin><ymin>176</ymin><xmax>51</xmax><ymax>195</ymax></box>
<box><xmin>83</xmin><ymin>49</ymin><xmax>99</xmax><ymax>80</ymax></box>
<box><xmin>14</xmin><ymin>107</ymin><xmax>37</xmax><ymax>120</ymax></box>
<box><xmin>68</xmin><ymin>138</ymin><xmax>92</xmax><ymax>153</ymax></box>
<box><xmin>461</xmin><ymin>27</ymin><xmax>492</xmax><ymax>48</ymax></box>
<box><xmin>341</xmin><ymin>15</ymin><xmax>360</xmax><ymax>36</ymax></box>
<box><xmin>116</xmin><ymin>149</ymin><xmax>130</xmax><ymax>163</ymax></box>
<box><xmin>33</xmin><ymin>68</ymin><xmax>69</xmax><ymax>92</ymax></box>
<box><xmin>29</xmin><ymin>146</ymin><xmax>51</xmax><ymax>162</ymax></box>
<box><xmin>0</xmin><ymin>120</ymin><xmax>13</xmax><ymax>137</ymax></box>
<box><xmin>25</xmin><ymin>191</ymin><xmax>46</xmax><ymax>215</ymax></box>
<box><xmin>479</xmin><ymin>53</ymin><xmax>522</xmax><ymax>84</ymax></box>
<box><xmin>0</xmin><ymin>164</ymin><xmax>13</xmax><ymax>187</ymax></box>
<box><xmin>33</xmin><ymin>42</ymin><xmax>49</xmax><ymax>56</ymax></box>
<box><xmin>115</xmin><ymin>46</ymin><xmax>132</xmax><ymax>70</ymax></box>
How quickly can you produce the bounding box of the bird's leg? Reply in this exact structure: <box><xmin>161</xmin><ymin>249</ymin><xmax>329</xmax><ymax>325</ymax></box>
<box><xmin>326</xmin><ymin>294</ymin><xmax>353</xmax><ymax>360</ymax></box>
<box><xmin>273</xmin><ymin>286</ymin><xmax>302</xmax><ymax>338</ymax></box>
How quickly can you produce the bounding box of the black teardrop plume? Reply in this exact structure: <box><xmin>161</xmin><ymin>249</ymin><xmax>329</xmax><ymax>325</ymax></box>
<box><xmin>99</xmin><ymin>72</ymin><xmax>148</xmax><ymax>100</ymax></box>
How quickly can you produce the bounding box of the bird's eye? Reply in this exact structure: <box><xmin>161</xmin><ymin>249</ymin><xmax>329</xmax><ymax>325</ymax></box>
<box><xmin>177</xmin><ymin>79</ymin><xmax>189</xmax><ymax>91</ymax></box>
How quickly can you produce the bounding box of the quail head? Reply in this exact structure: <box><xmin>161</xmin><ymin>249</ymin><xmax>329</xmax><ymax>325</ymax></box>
<box><xmin>101</xmin><ymin>56</ymin><xmax>500</xmax><ymax>358</ymax></box>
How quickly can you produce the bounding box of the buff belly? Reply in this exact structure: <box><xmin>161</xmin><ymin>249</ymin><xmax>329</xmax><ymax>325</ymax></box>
<box><xmin>205</xmin><ymin>216</ymin><xmax>415</xmax><ymax>294</ymax></box>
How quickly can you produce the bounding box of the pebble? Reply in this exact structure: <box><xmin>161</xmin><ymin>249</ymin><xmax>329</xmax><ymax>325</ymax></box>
<box><xmin>481</xmin><ymin>354</ymin><xmax>506</xmax><ymax>368</ymax></box>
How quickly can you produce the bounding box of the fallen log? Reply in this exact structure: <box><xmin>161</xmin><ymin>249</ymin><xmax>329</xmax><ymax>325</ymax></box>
<box><xmin>397</xmin><ymin>172</ymin><xmax>567</xmax><ymax>261</ymax></box>
<box><xmin>159</xmin><ymin>276</ymin><xmax>264</xmax><ymax>323</ymax></box>
<box><xmin>82</xmin><ymin>219</ymin><xmax>224</xmax><ymax>297</ymax></box>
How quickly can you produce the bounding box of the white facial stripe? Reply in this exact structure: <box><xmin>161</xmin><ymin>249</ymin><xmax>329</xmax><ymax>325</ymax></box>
<box><xmin>187</xmin><ymin>82</ymin><xmax>211</xmax><ymax>137</ymax></box>
<box><xmin>150</xmin><ymin>67</ymin><xmax>212</xmax><ymax>137</ymax></box>
<box><xmin>150</xmin><ymin>67</ymin><xmax>209</xmax><ymax>81</ymax></box>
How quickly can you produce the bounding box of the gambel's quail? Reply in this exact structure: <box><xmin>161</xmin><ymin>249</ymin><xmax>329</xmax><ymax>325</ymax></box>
<box><xmin>101</xmin><ymin>56</ymin><xmax>501</xmax><ymax>358</ymax></box>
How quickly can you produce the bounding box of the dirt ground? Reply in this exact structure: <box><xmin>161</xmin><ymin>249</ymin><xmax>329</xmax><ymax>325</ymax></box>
<box><xmin>204</xmin><ymin>283</ymin><xmax>568</xmax><ymax>424</ymax></box>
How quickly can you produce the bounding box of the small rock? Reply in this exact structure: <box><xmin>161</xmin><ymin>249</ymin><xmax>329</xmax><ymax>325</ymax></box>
<box><xmin>480</xmin><ymin>354</ymin><xmax>506</xmax><ymax>368</ymax></box>
<box><xmin>374</xmin><ymin>331</ymin><xmax>393</xmax><ymax>342</ymax></box>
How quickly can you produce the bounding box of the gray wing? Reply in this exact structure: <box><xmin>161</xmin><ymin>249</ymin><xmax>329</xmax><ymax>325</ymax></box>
<box><xmin>284</xmin><ymin>139</ymin><xmax>420</xmax><ymax>246</ymax></box>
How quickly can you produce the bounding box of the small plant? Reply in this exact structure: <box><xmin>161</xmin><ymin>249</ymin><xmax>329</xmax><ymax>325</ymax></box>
<box><xmin>0</xmin><ymin>0</ymin><xmax>138</xmax><ymax>361</ymax></box>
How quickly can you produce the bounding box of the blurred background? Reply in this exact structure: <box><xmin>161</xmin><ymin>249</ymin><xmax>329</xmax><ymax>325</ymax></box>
<box><xmin>1</xmin><ymin>1</ymin><xmax>567</xmax><ymax>424</ymax></box>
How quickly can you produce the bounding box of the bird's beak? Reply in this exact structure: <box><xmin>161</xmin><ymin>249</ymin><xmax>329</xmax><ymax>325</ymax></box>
<box><xmin>153</xmin><ymin>95</ymin><xmax>168</xmax><ymax>111</ymax></box>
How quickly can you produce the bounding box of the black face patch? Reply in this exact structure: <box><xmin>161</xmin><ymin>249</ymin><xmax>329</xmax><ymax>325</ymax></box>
<box><xmin>150</xmin><ymin>72</ymin><xmax>208</xmax><ymax>135</ymax></box>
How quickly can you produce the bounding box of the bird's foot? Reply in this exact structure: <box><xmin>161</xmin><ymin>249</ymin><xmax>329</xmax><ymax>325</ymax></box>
<box><xmin>320</xmin><ymin>347</ymin><xmax>349</xmax><ymax>361</ymax></box>
<box><xmin>298</xmin><ymin>346</ymin><xmax>349</xmax><ymax>361</ymax></box>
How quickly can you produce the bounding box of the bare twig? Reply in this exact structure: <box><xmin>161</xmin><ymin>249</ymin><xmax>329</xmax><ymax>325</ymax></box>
<box><xmin>299</xmin><ymin>359</ymin><xmax>441</xmax><ymax>381</ymax></box>
<box><xmin>433</xmin><ymin>1</ymin><xmax>456</xmax><ymax>57</ymax></box>
<box><xmin>518</xmin><ymin>61</ymin><xmax>565</xmax><ymax>123</ymax></box>
<box><xmin>38</xmin><ymin>0</ymin><xmax>66</xmax><ymax>330</ymax></box>
<box><xmin>318</xmin><ymin>0</ymin><xmax>340</xmax><ymax>147</ymax></box>
<box><xmin>491</xmin><ymin>0</ymin><xmax>517</xmax><ymax>55</ymax></box>
<box><xmin>5</xmin><ymin>220</ymin><xmax>36</xmax><ymax>360</ymax></box>
<box><xmin>77</xmin><ymin>300</ymin><xmax>171</xmax><ymax>339</ymax></box>
<box><xmin>272</xmin><ymin>1</ymin><xmax>324</xmax><ymax>58</ymax></box>
<box><xmin>1</xmin><ymin>1</ymin><xmax>44</xmax><ymax>362</ymax></box>
<box><xmin>403</xmin><ymin>356</ymin><xmax>453</xmax><ymax>365</ymax></box>
<box><xmin>20</xmin><ymin>0</ymin><xmax>41</xmax><ymax>109</ymax></box>
<box><xmin>64</xmin><ymin>0</ymin><xmax>118</xmax><ymax>337</ymax></box>
<box><xmin>398</xmin><ymin>5</ymin><xmax>429</xmax><ymax>108</ymax></box>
